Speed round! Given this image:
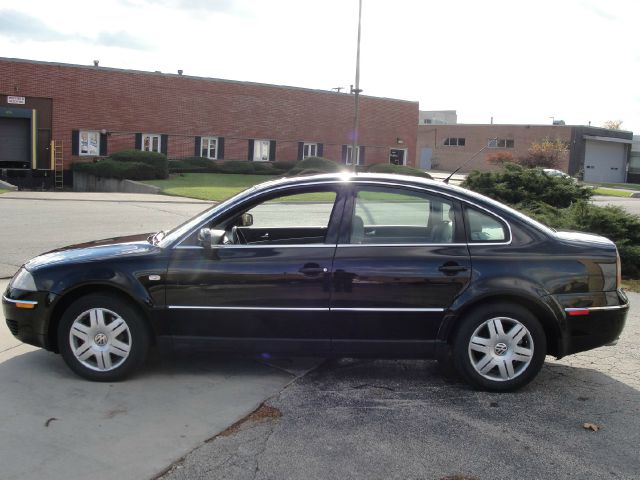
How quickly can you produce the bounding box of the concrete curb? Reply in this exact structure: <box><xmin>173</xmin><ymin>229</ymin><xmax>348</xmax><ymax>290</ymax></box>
<box><xmin>0</xmin><ymin>179</ymin><xmax>18</xmax><ymax>191</ymax></box>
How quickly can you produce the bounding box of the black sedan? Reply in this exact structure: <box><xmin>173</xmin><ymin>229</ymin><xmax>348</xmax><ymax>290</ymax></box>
<box><xmin>2</xmin><ymin>173</ymin><xmax>629</xmax><ymax>391</ymax></box>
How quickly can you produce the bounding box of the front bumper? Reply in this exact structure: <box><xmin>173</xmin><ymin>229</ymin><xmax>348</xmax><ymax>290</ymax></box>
<box><xmin>2</xmin><ymin>287</ymin><xmax>58</xmax><ymax>350</ymax></box>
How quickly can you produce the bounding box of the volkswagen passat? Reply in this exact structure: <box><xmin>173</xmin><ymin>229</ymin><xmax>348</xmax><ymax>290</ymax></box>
<box><xmin>2</xmin><ymin>173</ymin><xmax>629</xmax><ymax>391</ymax></box>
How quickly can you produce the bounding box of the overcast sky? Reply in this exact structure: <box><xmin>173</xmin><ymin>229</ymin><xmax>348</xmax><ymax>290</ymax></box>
<box><xmin>0</xmin><ymin>0</ymin><xmax>638</xmax><ymax>133</ymax></box>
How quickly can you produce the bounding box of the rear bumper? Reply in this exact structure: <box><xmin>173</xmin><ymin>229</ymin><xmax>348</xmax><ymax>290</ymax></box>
<box><xmin>557</xmin><ymin>289</ymin><xmax>629</xmax><ymax>355</ymax></box>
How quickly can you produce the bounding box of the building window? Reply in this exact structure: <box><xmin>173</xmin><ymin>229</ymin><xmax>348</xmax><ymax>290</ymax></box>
<box><xmin>345</xmin><ymin>145</ymin><xmax>361</xmax><ymax>165</ymax></box>
<box><xmin>79</xmin><ymin>130</ymin><xmax>100</xmax><ymax>156</ymax></box>
<box><xmin>142</xmin><ymin>133</ymin><xmax>161</xmax><ymax>152</ymax></box>
<box><xmin>201</xmin><ymin>137</ymin><xmax>218</xmax><ymax>159</ymax></box>
<box><xmin>253</xmin><ymin>139</ymin><xmax>271</xmax><ymax>161</ymax></box>
<box><xmin>443</xmin><ymin>137</ymin><xmax>465</xmax><ymax>147</ymax></box>
<box><xmin>488</xmin><ymin>138</ymin><xmax>515</xmax><ymax>149</ymax></box>
<box><xmin>303</xmin><ymin>142</ymin><xmax>318</xmax><ymax>159</ymax></box>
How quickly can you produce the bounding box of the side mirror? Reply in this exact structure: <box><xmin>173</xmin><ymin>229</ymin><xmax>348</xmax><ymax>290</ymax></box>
<box><xmin>241</xmin><ymin>213</ymin><xmax>253</xmax><ymax>227</ymax></box>
<box><xmin>197</xmin><ymin>228</ymin><xmax>226</xmax><ymax>249</ymax></box>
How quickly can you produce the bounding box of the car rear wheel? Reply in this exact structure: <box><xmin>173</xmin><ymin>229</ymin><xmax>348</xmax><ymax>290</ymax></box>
<box><xmin>452</xmin><ymin>302</ymin><xmax>546</xmax><ymax>392</ymax></box>
<box><xmin>58</xmin><ymin>293</ymin><xmax>150</xmax><ymax>381</ymax></box>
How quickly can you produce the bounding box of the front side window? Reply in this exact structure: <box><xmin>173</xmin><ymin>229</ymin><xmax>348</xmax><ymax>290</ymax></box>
<box><xmin>350</xmin><ymin>187</ymin><xmax>456</xmax><ymax>244</ymax></box>
<box><xmin>466</xmin><ymin>207</ymin><xmax>508</xmax><ymax>242</ymax></box>
<box><xmin>142</xmin><ymin>133</ymin><xmax>161</xmax><ymax>152</ymax></box>
<box><xmin>303</xmin><ymin>143</ymin><xmax>318</xmax><ymax>159</ymax></box>
<box><xmin>201</xmin><ymin>137</ymin><xmax>218</xmax><ymax>159</ymax></box>
<box><xmin>253</xmin><ymin>139</ymin><xmax>271</xmax><ymax>161</ymax></box>
<box><xmin>79</xmin><ymin>130</ymin><xmax>100</xmax><ymax>156</ymax></box>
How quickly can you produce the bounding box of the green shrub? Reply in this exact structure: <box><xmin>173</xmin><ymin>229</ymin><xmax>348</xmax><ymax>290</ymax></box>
<box><xmin>169</xmin><ymin>157</ymin><xmax>222</xmax><ymax>173</ymax></box>
<box><xmin>109</xmin><ymin>150</ymin><xmax>169</xmax><ymax>179</ymax></box>
<box><xmin>366</xmin><ymin>163</ymin><xmax>433</xmax><ymax>179</ymax></box>
<box><xmin>463</xmin><ymin>163</ymin><xmax>591</xmax><ymax>208</ymax></box>
<box><xmin>272</xmin><ymin>161</ymin><xmax>297</xmax><ymax>172</ymax></box>
<box><xmin>72</xmin><ymin>160</ymin><xmax>157</xmax><ymax>181</ymax></box>
<box><xmin>288</xmin><ymin>157</ymin><xmax>344</xmax><ymax>175</ymax></box>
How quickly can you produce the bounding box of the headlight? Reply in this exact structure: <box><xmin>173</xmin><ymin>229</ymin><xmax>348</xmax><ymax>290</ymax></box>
<box><xmin>9</xmin><ymin>268</ymin><xmax>37</xmax><ymax>292</ymax></box>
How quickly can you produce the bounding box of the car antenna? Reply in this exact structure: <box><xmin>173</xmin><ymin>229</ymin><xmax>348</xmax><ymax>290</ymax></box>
<box><xmin>443</xmin><ymin>138</ymin><xmax>497</xmax><ymax>184</ymax></box>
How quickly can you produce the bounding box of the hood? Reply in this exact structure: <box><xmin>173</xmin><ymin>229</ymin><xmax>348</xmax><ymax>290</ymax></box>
<box><xmin>25</xmin><ymin>233</ymin><xmax>159</xmax><ymax>270</ymax></box>
<box><xmin>554</xmin><ymin>230</ymin><xmax>616</xmax><ymax>247</ymax></box>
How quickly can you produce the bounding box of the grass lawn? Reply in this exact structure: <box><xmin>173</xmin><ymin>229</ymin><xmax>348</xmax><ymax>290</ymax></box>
<box><xmin>144</xmin><ymin>173</ymin><xmax>276</xmax><ymax>201</ymax></box>
<box><xmin>0</xmin><ymin>189</ymin><xmax>8</xmax><ymax>195</ymax></box>
<box><xmin>593</xmin><ymin>187</ymin><xmax>635</xmax><ymax>198</ymax></box>
<box><xmin>594</xmin><ymin>182</ymin><xmax>640</xmax><ymax>192</ymax></box>
<box><xmin>622</xmin><ymin>279</ymin><xmax>640</xmax><ymax>292</ymax></box>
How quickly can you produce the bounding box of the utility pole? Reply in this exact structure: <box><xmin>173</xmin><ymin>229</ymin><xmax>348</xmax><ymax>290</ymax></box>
<box><xmin>351</xmin><ymin>0</ymin><xmax>363</xmax><ymax>172</ymax></box>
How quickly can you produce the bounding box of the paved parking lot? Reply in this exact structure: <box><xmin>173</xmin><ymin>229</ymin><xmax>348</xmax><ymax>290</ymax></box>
<box><xmin>1</xmin><ymin>191</ymin><xmax>639</xmax><ymax>480</ymax></box>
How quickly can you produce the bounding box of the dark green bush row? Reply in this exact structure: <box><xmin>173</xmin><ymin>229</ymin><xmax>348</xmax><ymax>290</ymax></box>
<box><xmin>168</xmin><ymin>157</ymin><xmax>296</xmax><ymax>175</ymax></box>
<box><xmin>463</xmin><ymin>163</ymin><xmax>591</xmax><ymax>208</ymax></box>
<box><xmin>108</xmin><ymin>150</ymin><xmax>168</xmax><ymax>179</ymax></box>
<box><xmin>72</xmin><ymin>160</ymin><xmax>157</xmax><ymax>181</ymax></box>
<box><xmin>287</xmin><ymin>157</ymin><xmax>345</xmax><ymax>175</ymax></box>
<box><xmin>462</xmin><ymin>164</ymin><xmax>640</xmax><ymax>277</ymax></box>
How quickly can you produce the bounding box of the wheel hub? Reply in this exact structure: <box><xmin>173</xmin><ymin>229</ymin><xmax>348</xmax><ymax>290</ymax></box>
<box><xmin>494</xmin><ymin>342</ymin><xmax>508</xmax><ymax>356</ymax></box>
<box><xmin>94</xmin><ymin>332</ymin><xmax>108</xmax><ymax>347</ymax></box>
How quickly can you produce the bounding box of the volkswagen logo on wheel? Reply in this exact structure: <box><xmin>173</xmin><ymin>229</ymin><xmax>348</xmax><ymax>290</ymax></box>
<box><xmin>94</xmin><ymin>333</ymin><xmax>108</xmax><ymax>347</ymax></box>
<box><xmin>494</xmin><ymin>342</ymin><xmax>508</xmax><ymax>356</ymax></box>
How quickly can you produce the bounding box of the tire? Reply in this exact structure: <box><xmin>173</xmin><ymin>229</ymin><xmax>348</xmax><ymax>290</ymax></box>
<box><xmin>452</xmin><ymin>302</ymin><xmax>546</xmax><ymax>392</ymax></box>
<box><xmin>57</xmin><ymin>293</ymin><xmax>150</xmax><ymax>381</ymax></box>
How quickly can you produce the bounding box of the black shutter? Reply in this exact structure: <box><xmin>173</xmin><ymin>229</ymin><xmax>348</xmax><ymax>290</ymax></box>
<box><xmin>359</xmin><ymin>146</ymin><xmax>365</xmax><ymax>165</ymax></box>
<box><xmin>71</xmin><ymin>130</ymin><xmax>79</xmax><ymax>156</ymax></box>
<box><xmin>297</xmin><ymin>142</ymin><xmax>304</xmax><ymax>161</ymax></box>
<box><xmin>99</xmin><ymin>133</ymin><xmax>108</xmax><ymax>156</ymax></box>
<box><xmin>317</xmin><ymin>143</ymin><xmax>324</xmax><ymax>157</ymax></box>
<box><xmin>341</xmin><ymin>145</ymin><xmax>348</xmax><ymax>163</ymax></box>
<box><xmin>248</xmin><ymin>139</ymin><xmax>254</xmax><ymax>161</ymax></box>
<box><xmin>161</xmin><ymin>135</ymin><xmax>168</xmax><ymax>155</ymax></box>
<box><xmin>195</xmin><ymin>136</ymin><xmax>201</xmax><ymax>157</ymax></box>
<box><xmin>218</xmin><ymin>137</ymin><xmax>225</xmax><ymax>160</ymax></box>
<box><xmin>269</xmin><ymin>140</ymin><xmax>276</xmax><ymax>161</ymax></box>
<box><xmin>135</xmin><ymin>133</ymin><xmax>142</xmax><ymax>150</ymax></box>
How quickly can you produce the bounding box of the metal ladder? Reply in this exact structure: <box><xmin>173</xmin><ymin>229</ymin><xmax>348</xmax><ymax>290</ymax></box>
<box><xmin>52</xmin><ymin>140</ymin><xmax>64</xmax><ymax>190</ymax></box>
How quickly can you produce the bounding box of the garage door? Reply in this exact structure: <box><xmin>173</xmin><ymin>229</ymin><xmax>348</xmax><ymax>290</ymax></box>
<box><xmin>0</xmin><ymin>117</ymin><xmax>30</xmax><ymax>168</ymax></box>
<box><xmin>583</xmin><ymin>140</ymin><xmax>626</xmax><ymax>183</ymax></box>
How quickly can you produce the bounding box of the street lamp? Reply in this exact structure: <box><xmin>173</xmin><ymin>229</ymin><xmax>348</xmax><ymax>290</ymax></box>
<box><xmin>351</xmin><ymin>0</ymin><xmax>363</xmax><ymax>172</ymax></box>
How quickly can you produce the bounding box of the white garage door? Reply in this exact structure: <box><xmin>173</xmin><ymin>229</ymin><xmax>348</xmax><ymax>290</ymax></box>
<box><xmin>583</xmin><ymin>140</ymin><xmax>627</xmax><ymax>183</ymax></box>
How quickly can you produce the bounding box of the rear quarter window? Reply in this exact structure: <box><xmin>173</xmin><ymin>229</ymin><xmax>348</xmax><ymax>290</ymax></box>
<box><xmin>465</xmin><ymin>207</ymin><xmax>509</xmax><ymax>243</ymax></box>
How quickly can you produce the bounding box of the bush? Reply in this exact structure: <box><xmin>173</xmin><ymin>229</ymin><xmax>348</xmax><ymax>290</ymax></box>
<box><xmin>109</xmin><ymin>150</ymin><xmax>168</xmax><ymax>179</ymax></box>
<box><xmin>463</xmin><ymin>163</ymin><xmax>591</xmax><ymax>208</ymax></box>
<box><xmin>518</xmin><ymin>138</ymin><xmax>568</xmax><ymax>169</ymax></box>
<box><xmin>366</xmin><ymin>163</ymin><xmax>433</xmax><ymax>179</ymax></box>
<box><xmin>72</xmin><ymin>160</ymin><xmax>157</xmax><ymax>181</ymax></box>
<box><xmin>288</xmin><ymin>157</ymin><xmax>345</xmax><ymax>175</ymax></box>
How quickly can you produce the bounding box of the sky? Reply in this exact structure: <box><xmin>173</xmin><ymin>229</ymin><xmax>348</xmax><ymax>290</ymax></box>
<box><xmin>0</xmin><ymin>0</ymin><xmax>638</xmax><ymax>132</ymax></box>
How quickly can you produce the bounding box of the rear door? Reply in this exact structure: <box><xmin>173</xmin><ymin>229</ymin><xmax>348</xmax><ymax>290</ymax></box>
<box><xmin>330</xmin><ymin>183</ymin><xmax>471</xmax><ymax>356</ymax></box>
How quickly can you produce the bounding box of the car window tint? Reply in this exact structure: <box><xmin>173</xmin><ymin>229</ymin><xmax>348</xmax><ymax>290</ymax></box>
<box><xmin>466</xmin><ymin>207</ymin><xmax>507</xmax><ymax>242</ymax></box>
<box><xmin>351</xmin><ymin>188</ymin><xmax>455</xmax><ymax>244</ymax></box>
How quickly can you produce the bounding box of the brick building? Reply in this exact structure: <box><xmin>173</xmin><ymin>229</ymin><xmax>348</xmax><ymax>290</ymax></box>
<box><xmin>0</xmin><ymin>57</ymin><xmax>418</xmax><ymax>186</ymax></box>
<box><xmin>417</xmin><ymin>123</ymin><xmax>633</xmax><ymax>183</ymax></box>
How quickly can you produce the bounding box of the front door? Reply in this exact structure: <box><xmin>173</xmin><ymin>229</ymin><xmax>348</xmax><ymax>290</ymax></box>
<box><xmin>330</xmin><ymin>184</ymin><xmax>471</xmax><ymax>356</ymax></box>
<box><xmin>165</xmin><ymin>186</ymin><xmax>343</xmax><ymax>353</ymax></box>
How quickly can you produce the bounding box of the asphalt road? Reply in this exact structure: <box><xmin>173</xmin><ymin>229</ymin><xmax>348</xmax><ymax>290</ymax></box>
<box><xmin>592</xmin><ymin>195</ymin><xmax>640</xmax><ymax>216</ymax></box>
<box><xmin>162</xmin><ymin>296</ymin><xmax>640</xmax><ymax>480</ymax></box>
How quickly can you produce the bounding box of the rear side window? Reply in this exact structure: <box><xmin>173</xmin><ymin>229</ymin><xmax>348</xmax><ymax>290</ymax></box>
<box><xmin>465</xmin><ymin>207</ymin><xmax>508</xmax><ymax>242</ymax></box>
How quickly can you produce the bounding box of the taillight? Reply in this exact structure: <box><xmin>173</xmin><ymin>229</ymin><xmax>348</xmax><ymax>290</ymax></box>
<box><xmin>616</xmin><ymin>250</ymin><xmax>622</xmax><ymax>289</ymax></box>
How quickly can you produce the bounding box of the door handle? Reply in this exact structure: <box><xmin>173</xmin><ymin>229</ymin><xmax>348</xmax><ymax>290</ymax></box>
<box><xmin>438</xmin><ymin>263</ymin><xmax>468</xmax><ymax>274</ymax></box>
<box><xmin>260</xmin><ymin>233</ymin><xmax>270</xmax><ymax>239</ymax></box>
<box><xmin>299</xmin><ymin>264</ymin><xmax>328</xmax><ymax>276</ymax></box>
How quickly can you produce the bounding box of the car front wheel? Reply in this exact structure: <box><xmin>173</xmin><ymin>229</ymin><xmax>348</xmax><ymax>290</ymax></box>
<box><xmin>452</xmin><ymin>302</ymin><xmax>546</xmax><ymax>392</ymax></box>
<box><xmin>58</xmin><ymin>293</ymin><xmax>150</xmax><ymax>381</ymax></box>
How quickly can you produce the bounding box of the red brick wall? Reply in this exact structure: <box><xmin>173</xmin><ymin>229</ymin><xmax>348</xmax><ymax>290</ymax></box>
<box><xmin>417</xmin><ymin>124</ymin><xmax>572</xmax><ymax>173</ymax></box>
<box><xmin>0</xmin><ymin>59</ymin><xmax>418</xmax><ymax>169</ymax></box>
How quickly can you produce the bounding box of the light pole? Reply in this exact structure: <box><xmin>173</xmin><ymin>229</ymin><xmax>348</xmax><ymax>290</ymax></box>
<box><xmin>351</xmin><ymin>0</ymin><xmax>363</xmax><ymax>172</ymax></box>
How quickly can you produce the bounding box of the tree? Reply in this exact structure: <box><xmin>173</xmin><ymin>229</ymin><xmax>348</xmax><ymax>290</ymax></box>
<box><xmin>603</xmin><ymin>120</ymin><xmax>623</xmax><ymax>130</ymax></box>
<box><xmin>518</xmin><ymin>138</ymin><xmax>568</xmax><ymax>169</ymax></box>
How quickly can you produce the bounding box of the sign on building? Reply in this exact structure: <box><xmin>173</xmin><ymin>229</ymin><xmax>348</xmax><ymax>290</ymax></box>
<box><xmin>7</xmin><ymin>96</ymin><xmax>26</xmax><ymax>105</ymax></box>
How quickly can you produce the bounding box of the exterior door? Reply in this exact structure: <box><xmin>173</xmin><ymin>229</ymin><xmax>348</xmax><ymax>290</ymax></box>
<box><xmin>389</xmin><ymin>148</ymin><xmax>406</xmax><ymax>165</ymax></box>
<box><xmin>165</xmin><ymin>186</ymin><xmax>343</xmax><ymax>352</ymax></box>
<box><xmin>330</xmin><ymin>184</ymin><xmax>471</xmax><ymax>356</ymax></box>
